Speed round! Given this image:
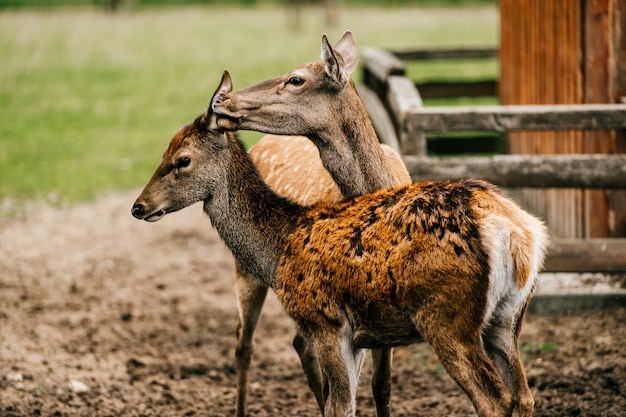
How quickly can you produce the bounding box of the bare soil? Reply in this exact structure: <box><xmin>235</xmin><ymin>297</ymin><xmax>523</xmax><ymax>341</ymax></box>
<box><xmin>1</xmin><ymin>192</ymin><xmax>624</xmax><ymax>416</ymax></box>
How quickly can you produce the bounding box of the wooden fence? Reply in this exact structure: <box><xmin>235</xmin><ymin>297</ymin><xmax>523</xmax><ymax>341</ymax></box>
<box><xmin>358</xmin><ymin>47</ymin><xmax>626</xmax><ymax>274</ymax></box>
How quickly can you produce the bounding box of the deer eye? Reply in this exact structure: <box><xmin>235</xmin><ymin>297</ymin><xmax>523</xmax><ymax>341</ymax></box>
<box><xmin>176</xmin><ymin>157</ymin><xmax>191</xmax><ymax>169</ymax></box>
<box><xmin>286</xmin><ymin>76</ymin><xmax>304</xmax><ymax>86</ymax></box>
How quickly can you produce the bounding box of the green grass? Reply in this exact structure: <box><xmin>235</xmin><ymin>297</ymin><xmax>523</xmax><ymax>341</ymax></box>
<box><xmin>405</xmin><ymin>58</ymin><xmax>498</xmax><ymax>84</ymax></box>
<box><xmin>0</xmin><ymin>4</ymin><xmax>497</xmax><ymax>215</ymax></box>
<box><xmin>520</xmin><ymin>341</ymin><xmax>556</xmax><ymax>354</ymax></box>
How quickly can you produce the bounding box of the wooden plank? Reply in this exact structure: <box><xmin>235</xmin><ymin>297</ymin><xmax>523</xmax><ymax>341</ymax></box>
<box><xmin>613</xmin><ymin>0</ymin><xmax>626</xmax><ymax>236</ymax></box>
<box><xmin>532</xmin><ymin>271</ymin><xmax>626</xmax><ymax>314</ymax></box>
<box><xmin>401</xmin><ymin>154</ymin><xmax>626</xmax><ymax>188</ymax></box>
<box><xmin>584</xmin><ymin>0</ymin><xmax>612</xmax><ymax>106</ymax></box>
<box><xmin>534</xmin><ymin>273</ymin><xmax>626</xmax><ymax>297</ymax></box>
<box><xmin>548</xmin><ymin>0</ymin><xmax>584</xmax><ymax>239</ymax></box>
<box><xmin>356</xmin><ymin>83</ymin><xmax>401</xmax><ymax>154</ymax></box>
<box><xmin>544</xmin><ymin>238</ymin><xmax>626</xmax><ymax>273</ymax></box>
<box><xmin>361</xmin><ymin>47</ymin><xmax>405</xmax><ymax>85</ymax></box>
<box><xmin>405</xmin><ymin>104</ymin><xmax>626</xmax><ymax>133</ymax></box>
<box><xmin>617</xmin><ymin>0</ymin><xmax>626</xmax><ymax>101</ymax></box>
<box><xmin>386</xmin><ymin>75</ymin><xmax>426</xmax><ymax>156</ymax></box>
<box><xmin>582</xmin><ymin>0</ymin><xmax>624</xmax><ymax>236</ymax></box>
<box><xmin>584</xmin><ymin>0</ymin><xmax>614</xmax><ymax>237</ymax></box>
<box><xmin>389</xmin><ymin>47</ymin><xmax>497</xmax><ymax>61</ymax></box>
<box><xmin>529</xmin><ymin>293</ymin><xmax>626</xmax><ymax>314</ymax></box>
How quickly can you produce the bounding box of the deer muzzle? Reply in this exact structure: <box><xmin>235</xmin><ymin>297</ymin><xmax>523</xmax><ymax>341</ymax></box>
<box><xmin>131</xmin><ymin>201</ymin><xmax>167</xmax><ymax>222</ymax></box>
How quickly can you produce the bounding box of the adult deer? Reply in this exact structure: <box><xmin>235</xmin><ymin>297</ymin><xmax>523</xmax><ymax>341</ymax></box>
<box><xmin>214</xmin><ymin>30</ymin><xmax>405</xmax><ymax>201</ymax></box>
<box><xmin>216</xmin><ymin>30</ymin><xmax>412</xmax><ymax>417</ymax></box>
<box><xmin>132</xmin><ymin>71</ymin><xmax>548</xmax><ymax>417</ymax></box>
<box><xmin>235</xmin><ymin>134</ymin><xmax>409</xmax><ymax>417</ymax></box>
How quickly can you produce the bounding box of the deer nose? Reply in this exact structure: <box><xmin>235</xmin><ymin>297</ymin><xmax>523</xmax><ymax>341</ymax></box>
<box><xmin>131</xmin><ymin>202</ymin><xmax>146</xmax><ymax>219</ymax></box>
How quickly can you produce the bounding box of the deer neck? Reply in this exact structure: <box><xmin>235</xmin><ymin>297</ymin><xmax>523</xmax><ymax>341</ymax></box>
<box><xmin>311</xmin><ymin>85</ymin><xmax>400</xmax><ymax>199</ymax></box>
<box><xmin>202</xmin><ymin>135</ymin><xmax>304</xmax><ymax>289</ymax></box>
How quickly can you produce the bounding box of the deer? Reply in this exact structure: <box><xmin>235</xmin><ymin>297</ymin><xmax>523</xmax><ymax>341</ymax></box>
<box><xmin>218</xmin><ymin>30</ymin><xmax>414</xmax><ymax>417</ymax></box>
<box><xmin>289</xmin><ymin>0</ymin><xmax>339</xmax><ymax>31</ymax></box>
<box><xmin>234</xmin><ymin>134</ymin><xmax>410</xmax><ymax>417</ymax></box>
<box><xmin>214</xmin><ymin>30</ymin><xmax>405</xmax><ymax>201</ymax></box>
<box><xmin>132</xmin><ymin>71</ymin><xmax>549</xmax><ymax>417</ymax></box>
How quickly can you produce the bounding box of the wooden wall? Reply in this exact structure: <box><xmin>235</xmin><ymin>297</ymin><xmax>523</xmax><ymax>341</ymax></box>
<box><xmin>499</xmin><ymin>0</ymin><xmax>626</xmax><ymax>238</ymax></box>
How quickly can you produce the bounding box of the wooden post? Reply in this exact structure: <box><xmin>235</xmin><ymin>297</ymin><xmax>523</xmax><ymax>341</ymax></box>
<box><xmin>387</xmin><ymin>76</ymin><xmax>426</xmax><ymax>156</ymax></box>
<box><xmin>361</xmin><ymin>48</ymin><xmax>427</xmax><ymax>156</ymax></box>
<box><xmin>613</xmin><ymin>0</ymin><xmax>626</xmax><ymax>235</ymax></box>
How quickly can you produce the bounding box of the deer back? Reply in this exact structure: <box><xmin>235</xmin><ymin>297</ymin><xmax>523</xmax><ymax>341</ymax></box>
<box><xmin>250</xmin><ymin>135</ymin><xmax>411</xmax><ymax>206</ymax></box>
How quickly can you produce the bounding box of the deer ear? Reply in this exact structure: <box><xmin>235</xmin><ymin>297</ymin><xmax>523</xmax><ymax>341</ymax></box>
<box><xmin>201</xmin><ymin>70</ymin><xmax>233</xmax><ymax>129</ymax></box>
<box><xmin>321</xmin><ymin>33</ymin><xmax>352</xmax><ymax>86</ymax></box>
<box><xmin>332</xmin><ymin>30</ymin><xmax>358</xmax><ymax>75</ymax></box>
<box><xmin>212</xmin><ymin>70</ymin><xmax>233</xmax><ymax>105</ymax></box>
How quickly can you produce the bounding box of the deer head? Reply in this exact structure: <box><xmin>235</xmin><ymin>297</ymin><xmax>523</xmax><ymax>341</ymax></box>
<box><xmin>213</xmin><ymin>30</ymin><xmax>359</xmax><ymax>137</ymax></box>
<box><xmin>131</xmin><ymin>71</ymin><xmax>234</xmax><ymax>222</ymax></box>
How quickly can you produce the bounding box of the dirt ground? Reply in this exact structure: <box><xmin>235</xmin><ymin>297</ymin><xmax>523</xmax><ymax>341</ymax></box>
<box><xmin>1</xmin><ymin>191</ymin><xmax>624</xmax><ymax>417</ymax></box>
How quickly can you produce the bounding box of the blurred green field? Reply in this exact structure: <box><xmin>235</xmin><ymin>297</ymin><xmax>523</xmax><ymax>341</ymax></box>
<box><xmin>0</xmin><ymin>0</ymin><xmax>496</xmax><ymax>9</ymax></box>
<box><xmin>0</xmin><ymin>4</ymin><xmax>497</xmax><ymax>216</ymax></box>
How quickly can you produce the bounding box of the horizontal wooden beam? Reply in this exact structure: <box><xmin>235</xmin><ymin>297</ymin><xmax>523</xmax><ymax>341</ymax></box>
<box><xmin>402</xmin><ymin>154</ymin><xmax>626</xmax><ymax>188</ymax></box>
<box><xmin>544</xmin><ymin>238</ymin><xmax>626</xmax><ymax>273</ymax></box>
<box><xmin>405</xmin><ymin>104</ymin><xmax>626</xmax><ymax>132</ymax></box>
<box><xmin>529</xmin><ymin>293</ymin><xmax>626</xmax><ymax>314</ymax></box>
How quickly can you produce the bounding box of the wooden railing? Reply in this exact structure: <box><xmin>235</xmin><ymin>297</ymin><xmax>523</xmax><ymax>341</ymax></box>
<box><xmin>359</xmin><ymin>46</ymin><xmax>626</xmax><ymax>274</ymax></box>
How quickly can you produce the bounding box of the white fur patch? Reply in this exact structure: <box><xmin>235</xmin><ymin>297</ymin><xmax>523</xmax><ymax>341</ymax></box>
<box><xmin>482</xmin><ymin>220</ymin><xmax>518</xmax><ymax>325</ymax></box>
<box><xmin>339</xmin><ymin>321</ymin><xmax>363</xmax><ymax>414</ymax></box>
<box><xmin>480</xmin><ymin>209</ymin><xmax>546</xmax><ymax>331</ymax></box>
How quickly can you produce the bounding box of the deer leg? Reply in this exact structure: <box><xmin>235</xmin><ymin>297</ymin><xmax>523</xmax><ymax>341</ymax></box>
<box><xmin>370</xmin><ymin>348</ymin><xmax>393</xmax><ymax>417</ymax></box>
<box><xmin>420</xmin><ymin>325</ymin><xmax>514</xmax><ymax>417</ymax></box>
<box><xmin>234</xmin><ymin>262</ymin><xmax>269</xmax><ymax>417</ymax></box>
<box><xmin>293</xmin><ymin>331</ymin><xmax>326</xmax><ymax>414</ymax></box>
<box><xmin>441</xmin><ymin>340</ymin><xmax>513</xmax><ymax>417</ymax></box>
<box><xmin>313</xmin><ymin>327</ymin><xmax>361</xmax><ymax>417</ymax></box>
<box><xmin>483</xmin><ymin>304</ymin><xmax>534</xmax><ymax>417</ymax></box>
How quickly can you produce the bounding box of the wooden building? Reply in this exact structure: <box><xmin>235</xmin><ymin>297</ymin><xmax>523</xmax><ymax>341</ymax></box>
<box><xmin>499</xmin><ymin>0</ymin><xmax>626</xmax><ymax>238</ymax></box>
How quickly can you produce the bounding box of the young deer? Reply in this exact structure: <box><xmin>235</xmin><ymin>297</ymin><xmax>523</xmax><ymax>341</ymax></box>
<box><xmin>216</xmin><ymin>31</ymin><xmax>412</xmax><ymax>417</ymax></box>
<box><xmin>132</xmin><ymin>72</ymin><xmax>548</xmax><ymax>417</ymax></box>
<box><xmin>235</xmin><ymin>134</ymin><xmax>409</xmax><ymax>417</ymax></box>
